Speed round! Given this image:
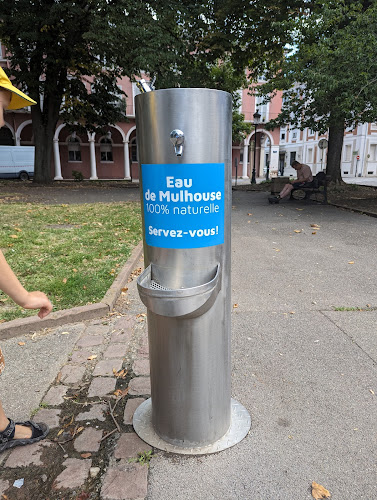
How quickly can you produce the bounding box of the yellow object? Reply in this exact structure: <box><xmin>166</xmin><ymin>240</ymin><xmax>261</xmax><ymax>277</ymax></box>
<box><xmin>0</xmin><ymin>66</ymin><xmax>36</xmax><ymax>109</ymax></box>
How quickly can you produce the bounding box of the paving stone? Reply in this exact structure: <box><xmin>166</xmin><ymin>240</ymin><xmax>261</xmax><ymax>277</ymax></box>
<box><xmin>32</xmin><ymin>408</ymin><xmax>61</xmax><ymax>429</ymax></box>
<box><xmin>133</xmin><ymin>359</ymin><xmax>150</xmax><ymax>376</ymax></box>
<box><xmin>93</xmin><ymin>358</ymin><xmax>123</xmax><ymax>377</ymax></box>
<box><xmin>43</xmin><ymin>385</ymin><xmax>68</xmax><ymax>405</ymax></box>
<box><xmin>53</xmin><ymin>458</ymin><xmax>92</xmax><ymax>490</ymax></box>
<box><xmin>114</xmin><ymin>432</ymin><xmax>151</xmax><ymax>459</ymax></box>
<box><xmin>5</xmin><ymin>441</ymin><xmax>51</xmax><ymax>468</ymax></box>
<box><xmin>76</xmin><ymin>403</ymin><xmax>108</xmax><ymax>422</ymax></box>
<box><xmin>115</xmin><ymin>316</ymin><xmax>135</xmax><ymax>331</ymax></box>
<box><xmin>0</xmin><ymin>480</ymin><xmax>10</xmax><ymax>496</ymax></box>
<box><xmin>123</xmin><ymin>398</ymin><xmax>146</xmax><ymax>425</ymax></box>
<box><xmin>136</xmin><ymin>350</ymin><xmax>149</xmax><ymax>360</ymax></box>
<box><xmin>85</xmin><ymin>324</ymin><xmax>110</xmax><ymax>336</ymax></box>
<box><xmin>101</xmin><ymin>463</ymin><xmax>148</xmax><ymax>500</ymax></box>
<box><xmin>137</xmin><ymin>337</ymin><xmax>149</xmax><ymax>356</ymax></box>
<box><xmin>70</xmin><ymin>349</ymin><xmax>93</xmax><ymax>363</ymax></box>
<box><xmin>60</xmin><ymin>364</ymin><xmax>86</xmax><ymax>384</ymax></box>
<box><xmin>128</xmin><ymin>377</ymin><xmax>151</xmax><ymax>396</ymax></box>
<box><xmin>56</xmin><ymin>323</ymin><xmax>86</xmax><ymax>336</ymax></box>
<box><xmin>103</xmin><ymin>344</ymin><xmax>127</xmax><ymax>359</ymax></box>
<box><xmin>74</xmin><ymin>428</ymin><xmax>103</xmax><ymax>452</ymax></box>
<box><xmin>87</xmin><ymin>377</ymin><xmax>116</xmax><ymax>397</ymax></box>
<box><xmin>76</xmin><ymin>335</ymin><xmax>104</xmax><ymax>348</ymax></box>
<box><xmin>110</xmin><ymin>329</ymin><xmax>133</xmax><ymax>344</ymax></box>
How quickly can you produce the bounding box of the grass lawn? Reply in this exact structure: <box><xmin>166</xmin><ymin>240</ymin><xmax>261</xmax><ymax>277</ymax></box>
<box><xmin>0</xmin><ymin>201</ymin><xmax>142</xmax><ymax>322</ymax></box>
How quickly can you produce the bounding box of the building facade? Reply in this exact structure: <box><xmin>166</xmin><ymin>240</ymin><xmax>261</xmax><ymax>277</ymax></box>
<box><xmin>2</xmin><ymin>44</ymin><xmax>377</xmax><ymax>181</ymax></box>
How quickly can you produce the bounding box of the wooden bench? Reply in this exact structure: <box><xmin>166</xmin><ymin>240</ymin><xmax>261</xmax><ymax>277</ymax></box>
<box><xmin>290</xmin><ymin>172</ymin><xmax>329</xmax><ymax>204</ymax></box>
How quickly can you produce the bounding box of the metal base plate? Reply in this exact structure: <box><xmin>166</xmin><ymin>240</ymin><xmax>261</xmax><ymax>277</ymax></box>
<box><xmin>133</xmin><ymin>398</ymin><xmax>251</xmax><ymax>455</ymax></box>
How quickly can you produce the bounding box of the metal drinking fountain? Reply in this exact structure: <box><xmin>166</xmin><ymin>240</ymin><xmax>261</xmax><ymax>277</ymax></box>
<box><xmin>133</xmin><ymin>85</ymin><xmax>251</xmax><ymax>454</ymax></box>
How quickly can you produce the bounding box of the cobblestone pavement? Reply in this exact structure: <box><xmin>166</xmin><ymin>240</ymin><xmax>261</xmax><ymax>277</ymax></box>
<box><xmin>0</xmin><ymin>271</ymin><xmax>152</xmax><ymax>500</ymax></box>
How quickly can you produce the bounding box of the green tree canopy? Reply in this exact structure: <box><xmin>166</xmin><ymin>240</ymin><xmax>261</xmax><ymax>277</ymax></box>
<box><xmin>0</xmin><ymin>0</ymin><xmax>214</xmax><ymax>182</ymax></box>
<box><xmin>251</xmin><ymin>0</ymin><xmax>377</xmax><ymax>182</ymax></box>
<box><xmin>0</xmin><ymin>0</ymin><xmax>301</xmax><ymax>182</ymax></box>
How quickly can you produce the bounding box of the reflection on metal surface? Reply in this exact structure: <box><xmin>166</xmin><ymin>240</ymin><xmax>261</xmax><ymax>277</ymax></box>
<box><xmin>133</xmin><ymin>398</ymin><xmax>251</xmax><ymax>455</ymax></box>
<box><xmin>170</xmin><ymin>129</ymin><xmax>185</xmax><ymax>157</ymax></box>
<box><xmin>136</xmin><ymin>79</ymin><xmax>153</xmax><ymax>93</ymax></box>
<box><xmin>137</xmin><ymin>263</ymin><xmax>221</xmax><ymax>318</ymax></box>
<box><xmin>135</xmin><ymin>89</ymin><xmax>249</xmax><ymax>451</ymax></box>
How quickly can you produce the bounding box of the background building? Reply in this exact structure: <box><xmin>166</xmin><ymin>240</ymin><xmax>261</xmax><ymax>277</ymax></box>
<box><xmin>2</xmin><ymin>43</ymin><xmax>377</xmax><ymax>182</ymax></box>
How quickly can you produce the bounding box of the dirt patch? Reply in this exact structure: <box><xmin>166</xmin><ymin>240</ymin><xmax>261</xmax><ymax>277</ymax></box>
<box><xmin>0</xmin><ymin>180</ymin><xmax>140</xmax><ymax>205</ymax></box>
<box><xmin>327</xmin><ymin>184</ymin><xmax>377</xmax><ymax>216</ymax></box>
<box><xmin>233</xmin><ymin>182</ymin><xmax>271</xmax><ymax>192</ymax></box>
<box><xmin>1</xmin><ymin>179</ymin><xmax>376</xmax><ymax>215</ymax></box>
<box><xmin>234</xmin><ymin>181</ymin><xmax>377</xmax><ymax>216</ymax></box>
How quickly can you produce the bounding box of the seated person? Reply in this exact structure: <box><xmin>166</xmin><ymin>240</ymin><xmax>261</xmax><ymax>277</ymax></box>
<box><xmin>270</xmin><ymin>161</ymin><xmax>313</xmax><ymax>203</ymax></box>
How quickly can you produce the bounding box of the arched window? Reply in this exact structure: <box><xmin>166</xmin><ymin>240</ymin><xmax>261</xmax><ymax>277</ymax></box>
<box><xmin>100</xmin><ymin>138</ymin><xmax>113</xmax><ymax>162</ymax></box>
<box><xmin>130</xmin><ymin>137</ymin><xmax>138</xmax><ymax>162</ymax></box>
<box><xmin>68</xmin><ymin>136</ymin><xmax>81</xmax><ymax>162</ymax></box>
<box><xmin>0</xmin><ymin>127</ymin><xmax>14</xmax><ymax>146</ymax></box>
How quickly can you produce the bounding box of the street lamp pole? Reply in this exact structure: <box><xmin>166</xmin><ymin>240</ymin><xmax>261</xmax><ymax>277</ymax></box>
<box><xmin>251</xmin><ymin>110</ymin><xmax>261</xmax><ymax>184</ymax></box>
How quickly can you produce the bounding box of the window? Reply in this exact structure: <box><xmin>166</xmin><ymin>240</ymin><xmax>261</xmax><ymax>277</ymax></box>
<box><xmin>292</xmin><ymin>131</ymin><xmax>297</xmax><ymax>140</ymax></box>
<box><xmin>290</xmin><ymin>151</ymin><xmax>296</xmax><ymax>165</ymax></box>
<box><xmin>255</xmin><ymin>94</ymin><xmax>268</xmax><ymax>122</ymax></box>
<box><xmin>344</xmin><ymin>145</ymin><xmax>352</xmax><ymax>162</ymax></box>
<box><xmin>132</xmin><ymin>80</ymin><xmax>152</xmax><ymax>114</ymax></box>
<box><xmin>132</xmin><ymin>83</ymin><xmax>141</xmax><ymax>113</ymax></box>
<box><xmin>240</xmin><ymin>150</ymin><xmax>244</xmax><ymax>163</ymax></box>
<box><xmin>100</xmin><ymin>138</ymin><xmax>113</xmax><ymax>162</ymax></box>
<box><xmin>130</xmin><ymin>137</ymin><xmax>138</xmax><ymax>162</ymax></box>
<box><xmin>0</xmin><ymin>127</ymin><xmax>14</xmax><ymax>145</ymax></box>
<box><xmin>280</xmin><ymin>128</ymin><xmax>286</xmax><ymax>142</ymax></box>
<box><xmin>282</xmin><ymin>92</ymin><xmax>290</xmax><ymax>106</ymax></box>
<box><xmin>68</xmin><ymin>137</ymin><xmax>81</xmax><ymax>162</ymax></box>
<box><xmin>307</xmin><ymin>148</ymin><xmax>313</xmax><ymax>163</ymax></box>
<box><xmin>235</xmin><ymin>89</ymin><xmax>243</xmax><ymax>113</ymax></box>
<box><xmin>370</xmin><ymin>144</ymin><xmax>377</xmax><ymax>161</ymax></box>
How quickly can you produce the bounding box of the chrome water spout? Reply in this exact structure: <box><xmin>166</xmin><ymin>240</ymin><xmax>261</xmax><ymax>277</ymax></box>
<box><xmin>136</xmin><ymin>79</ymin><xmax>153</xmax><ymax>93</ymax></box>
<box><xmin>170</xmin><ymin>129</ymin><xmax>185</xmax><ymax>157</ymax></box>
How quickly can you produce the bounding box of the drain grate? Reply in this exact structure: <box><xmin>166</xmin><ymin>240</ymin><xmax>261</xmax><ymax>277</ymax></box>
<box><xmin>150</xmin><ymin>280</ymin><xmax>173</xmax><ymax>291</ymax></box>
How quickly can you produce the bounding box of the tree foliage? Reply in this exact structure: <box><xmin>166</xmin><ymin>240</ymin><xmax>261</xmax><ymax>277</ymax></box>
<box><xmin>250</xmin><ymin>0</ymin><xmax>377</xmax><ymax>182</ymax></box>
<box><xmin>159</xmin><ymin>55</ymin><xmax>251</xmax><ymax>142</ymax></box>
<box><xmin>0</xmin><ymin>0</ymin><xmax>213</xmax><ymax>182</ymax></box>
<box><xmin>0</xmin><ymin>0</ymin><xmax>304</xmax><ymax>182</ymax></box>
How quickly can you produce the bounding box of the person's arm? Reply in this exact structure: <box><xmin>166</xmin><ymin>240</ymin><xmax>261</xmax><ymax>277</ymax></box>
<box><xmin>298</xmin><ymin>174</ymin><xmax>312</xmax><ymax>182</ymax></box>
<box><xmin>0</xmin><ymin>250</ymin><xmax>52</xmax><ymax>319</ymax></box>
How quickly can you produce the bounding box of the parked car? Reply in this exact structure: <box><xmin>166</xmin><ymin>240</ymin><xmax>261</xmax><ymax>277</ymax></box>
<box><xmin>0</xmin><ymin>146</ymin><xmax>35</xmax><ymax>180</ymax></box>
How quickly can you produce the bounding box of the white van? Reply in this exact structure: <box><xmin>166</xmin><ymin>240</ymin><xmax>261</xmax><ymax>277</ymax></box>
<box><xmin>0</xmin><ymin>146</ymin><xmax>35</xmax><ymax>180</ymax></box>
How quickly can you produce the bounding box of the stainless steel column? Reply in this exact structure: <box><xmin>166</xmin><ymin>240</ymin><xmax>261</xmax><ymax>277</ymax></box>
<box><xmin>133</xmin><ymin>88</ymin><xmax>250</xmax><ymax>454</ymax></box>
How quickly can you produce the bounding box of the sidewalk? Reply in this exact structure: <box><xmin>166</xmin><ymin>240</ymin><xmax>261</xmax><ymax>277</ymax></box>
<box><xmin>0</xmin><ymin>262</ymin><xmax>152</xmax><ymax>499</ymax></box>
<box><xmin>0</xmin><ymin>190</ymin><xmax>376</xmax><ymax>499</ymax></box>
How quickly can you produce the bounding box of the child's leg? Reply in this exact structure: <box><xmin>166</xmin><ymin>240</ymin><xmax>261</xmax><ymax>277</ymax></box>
<box><xmin>0</xmin><ymin>401</ymin><xmax>32</xmax><ymax>439</ymax></box>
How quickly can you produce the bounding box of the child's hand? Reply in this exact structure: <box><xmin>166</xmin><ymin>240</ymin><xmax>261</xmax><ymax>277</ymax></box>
<box><xmin>22</xmin><ymin>291</ymin><xmax>53</xmax><ymax>319</ymax></box>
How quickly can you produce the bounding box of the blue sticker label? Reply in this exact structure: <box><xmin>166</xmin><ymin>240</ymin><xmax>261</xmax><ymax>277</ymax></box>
<box><xmin>142</xmin><ymin>163</ymin><xmax>224</xmax><ymax>249</ymax></box>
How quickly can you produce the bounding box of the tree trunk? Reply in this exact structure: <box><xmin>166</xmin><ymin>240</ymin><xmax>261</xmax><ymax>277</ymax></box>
<box><xmin>326</xmin><ymin>121</ymin><xmax>345</xmax><ymax>184</ymax></box>
<box><xmin>31</xmin><ymin>93</ymin><xmax>61</xmax><ymax>184</ymax></box>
